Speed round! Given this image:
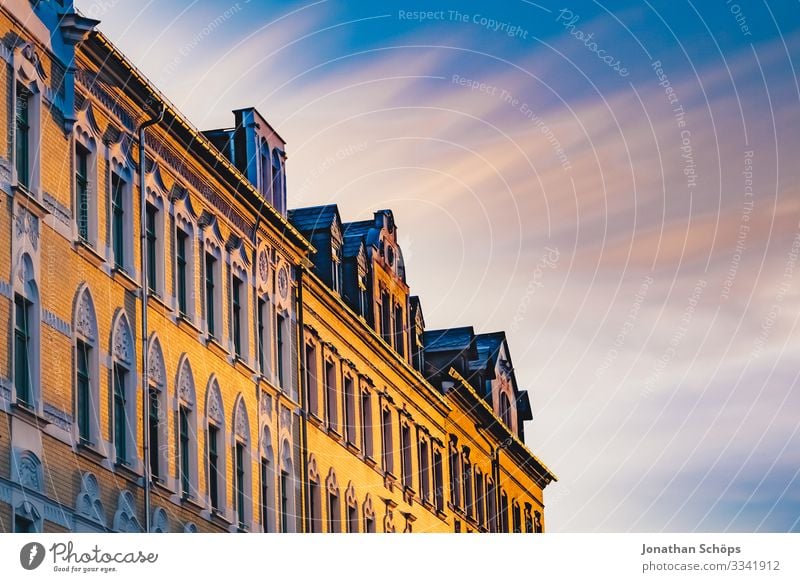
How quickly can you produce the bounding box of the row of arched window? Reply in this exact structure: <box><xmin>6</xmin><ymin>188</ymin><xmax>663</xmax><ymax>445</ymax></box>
<box><xmin>68</xmin><ymin>282</ymin><xmax>297</xmax><ymax>531</ymax></box>
<box><xmin>306</xmin><ymin>455</ymin><xmax>377</xmax><ymax>533</ymax></box>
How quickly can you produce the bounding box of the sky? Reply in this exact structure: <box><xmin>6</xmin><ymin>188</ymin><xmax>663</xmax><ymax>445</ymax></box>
<box><xmin>75</xmin><ymin>0</ymin><xmax>800</xmax><ymax>532</ymax></box>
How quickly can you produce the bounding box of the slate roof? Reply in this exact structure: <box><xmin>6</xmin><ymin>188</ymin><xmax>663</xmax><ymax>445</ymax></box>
<box><xmin>287</xmin><ymin>205</ymin><xmax>339</xmax><ymax>236</ymax></box>
<box><xmin>423</xmin><ymin>326</ymin><xmax>475</xmax><ymax>352</ymax></box>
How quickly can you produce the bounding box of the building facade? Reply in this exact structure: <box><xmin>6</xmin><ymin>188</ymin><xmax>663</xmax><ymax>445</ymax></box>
<box><xmin>0</xmin><ymin>0</ymin><xmax>555</xmax><ymax>533</ymax></box>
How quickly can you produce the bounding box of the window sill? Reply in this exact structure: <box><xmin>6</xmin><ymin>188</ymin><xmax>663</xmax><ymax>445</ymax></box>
<box><xmin>12</xmin><ymin>183</ymin><xmax>47</xmax><ymax>216</ymax></box>
<box><xmin>113</xmin><ymin>459</ymin><xmax>141</xmax><ymax>482</ymax></box>
<box><xmin>76</xmin><ymin>440</ymin><xmax>106</xmax><ymax>463</ymax></box>
<box><xmin>233</xmin><ymin>355</ymin><xmax>256</xmax><ymax>376</ymax></box>
<box><xmin>209</xmin><ymin>509</ymin><xmax>232</xmax><ymax>529</ymax></box>
<box><xmin>11</xmin><ymin>401</ymin><xmax>46</xmax><ymax>426</ymax></box>
<box><xmin>176</xmin><ymin>314</ymin><xmax>201</xmax><ymax>338</ymax></box>
<box><xmin>205</xmin><ymin>336</ymin><xmax>229</xmax><ymax>359</ymax></box>
<box><xmin>151</xmin><ymin>477</ymin><xmax>173</xmax><ymax>495</ymax></box>
<box><xmin>147</xmin><ymin>292</ymin><xmax>172</xmax><ymax>316</ymax></box>
<box><xmin>74</xmin><ymin>239</ymin><xmax>105</xmax><ymax>268</ymax></box>
<box><xmin>111</xmin><ymin>267</ymin><xmax>140</xmax><ymax>293</ymax></box>
<box><xmin>344</xmin><ymin>441</ymin><xmax>360</xmax><ymax>455</ymax></box>
<box><xmin>180</xmin><ymin>494</ymin><xmax>205</xmax><ymax>511</ymax></box>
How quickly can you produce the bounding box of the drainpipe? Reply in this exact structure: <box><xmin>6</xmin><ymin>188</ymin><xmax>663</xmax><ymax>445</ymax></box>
<box><xmin>296</xmin><ymin>266</ymin><xmax>309</xmax><ymax>533</ymax></box>
<box><xmin>138</xmin><ymin>104</ymin><xmax>164</xmax><ymax>533</ymax></box>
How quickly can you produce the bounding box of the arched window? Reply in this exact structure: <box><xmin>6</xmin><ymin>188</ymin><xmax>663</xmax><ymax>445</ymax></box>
<box><xmin>233</xmin><ymin>395</ymin><xmax>252</xmax><ymax>530</ymax></box>
<box><xmin>280</xmin><ymin>438</ymin><xmax>296</xmax><ymax>532</ymax></box>
<box><xmin>326</xmin><ymin>468</ymin><xmax>340</xmax><ymax>533</ymax></box>
<box><xmin>363</xmin><ymin>493</ymin><xmax>376</xmax><ymax>533</ymax></box>
<box><xmin>147</xmin><ymin>335</ymin><xmax>168</xmax><ymax>481</ymax></box>
<box><xmin>110</xmin><ymin>311</ymin><xmax>136</xmax><ymax>465</ymax></box>
<box><xmin>205</xmin><ymin>377</ymin><xmax>226</xmax><ymax>514</ymax></box>
<box><xmin>13</xmin><ymin>253</ymin><xmax>40</xmax><ymax>410</ymax></box>
<box><xmin>271</xmin><ymin>148</ymin><xmax>285</xmax><ymax>215</ymax></box>
<box><xmin>512</xmin><ymin>500</ymin><xmax>522</xmax><ymax>533</ymax></box>
<box><xmin>73</xmin><ymin>285</ymin><xmax>99</xmax><ymax>445</ymax></box>
<box><xmin>144</xmin><ymin>185</ymin><xmax>166</xmax><ymax>297</ymax></box>
<box><xmin>74</xmin><ymin>102</ymin><xmax>101</xmax><ymax>247</ymax></box>
<box><xmin>112</xmin><ymin>490</ymin><xmax>141</xmax><ymax>533</ymax></box>
<box><xmin>307</xmin><ymin>454</ymin><xmax>321</xmax><ymax>533</ymax></box>
<box><xmin>75</xmin><ymin>472</ymin><xmax>106</xmax><ymax>530</ymax></box>
<box><xmin>259</xmin><ymin>140</ymin><xmax>272</xmax><ymax>204</ymax></box>
<box><xmin>345</xmin><ymin>482</ymin><xmax>358</xmax><ymax>533</ymax></box>
<box><xmin>152</xmin><ymin>507</ymin><xmax>169</xmax><ymax>533</ymax></box>
<box><xmin>260</xmin><ymin>426</ymin><xmax>275</xmax><ymax>532</ymax></box>
<box><xmin>487</xmin><ymin>478</ymin><xmax>497</xmax><ymax>533</ymax></box>
<box><xmin>500</xmin><ymin>489</ymin><xmax>509</xmax><ymax>532</ymax></box>
<box><xmin>499</xmin><ymin>392</ymin><xmax>513</xmax><ymax>431</ymax></box>
<box><xmin>176</xmin><ymin>356</ymin><xmax>198</xmax><ymax>499</ymax></box>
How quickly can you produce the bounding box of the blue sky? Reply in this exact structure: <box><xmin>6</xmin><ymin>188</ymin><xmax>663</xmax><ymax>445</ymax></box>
<box><xmin>76</xmin><ymin>0</ymin><xmax>800</xmax><ymax>532</ymax></box>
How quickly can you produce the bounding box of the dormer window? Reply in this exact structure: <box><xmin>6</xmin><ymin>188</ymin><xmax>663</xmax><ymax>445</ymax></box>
<box><xmin>331</xmin><ymin>245</ymin><xmax>342</xmax><ymax>294</ymax></box>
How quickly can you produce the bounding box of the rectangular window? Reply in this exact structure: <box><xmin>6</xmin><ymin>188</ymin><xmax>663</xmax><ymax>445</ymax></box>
<box><xmin>276</xmin><ymin>313</ymin><xmax>285</xmax><ymax>388</ymax></box>
<box><xmin>111</xmin><ymin>174</ymin><xmax>125</xmax><ymax>269</ymax></box>
<box><xmin>327</xmin><ymin>491</ymin><xmax>339</xmax><ymax>533</ymax></box>
<box><xmin>145</xmin><ymin>202</ymin><xmax>158</xmax><ymax>292</ymax></box>
<box><xmin>476</xmin><ymin>472</ymin><xmax>485</xmax><ymax>528</ymax></box>
<box><xmin>205</xmin><ymin>253</ymin><xmax>216</xmax><ymax>337</ymax></box>
<box><xmin>309</xmin><ymin>480</ymin><xmax>320</xmax><ymax>533</ymax></box>
<box><xmin>331</xmin><ymin>257</ymin><xmax>340</xmax><ymax>293</ymax></box>
<box><xmin>513</xmin><ymin>502</ymin><xmax>521</xmax><ymax>533</ymax></box>
<box><xmin>113</xmin><ymin>364</ymin><xmax>127</xmax><ymax>463</ymax></box>
<box><xmin>394</xmin><ymin>304</ymin><xmax>405</xmax><ymax>357</ymax></box>
<box><xmin>14</xmin><ymin>295</ymin><xmax>31</xmax><ymax>407</ymax></box>
<box><xmin>358</xmin><ymin>277</ymin><xmax>368</xmax><ymax>319</ymax></box>
<box><xmin>343</xmin><ymin>375</ymin><xmax>355</xmax><ymax>445</ymax></box>
<box><xmin>401</xmin><ymin>424</ymin><xmax>412</xmax><ymax>489</ymax></box>
<box><xmin>361</xmin><ymin>391</ymin><xmax>373</xmax><ymax>459</ymax></box>
<box><xmin>76</xmin><ymin>143</ymin><xmax>90</xmax><ymax>241</ymax></box>
<box><xmin>176</xmin><ymin>229</ymin><xmax>188</xmax><ymax>315</ymax></box>
<box><xmin>209</xmin><ymin>425</ymin><xmax>220</xmax><ymax>511</ymax></box>
<box><xmin>280</xmin><ymin>470</ymin><xmax>289</xmax><ymax>533</ymax></box>
<box><xmin>14</xmin><ymin>514</ymin><xmax>35</xmax><ymax>533</ymax></box>
<box><xmin>500</xmin><ymin>491</ymin><xmax>509</xmax><ymax>533</ymax></box>
<box><xmin>464</xmin><ymin>460</ymin><xmax>473</xmax><ymax>519</ymax></box>
<box><xmin>419</xmin><ymin>440</ymin><xmax>430</xmax><ymax>504</ymax></box>
<box><xmin>179</xmin><ymin>406</ymin><xmax>190</xmax><ymax>496</ymax></box>
<box><xmin>449</xmin><ymin>446</ymin><xmax>461</xmax><ymax>509</ymax></box>
<box><xmin>433</xmin><ymin>449</ymin><xmax>444</xmax><ymax>512</ymax></box>
<box><xmin>380</xmin><ymin>291</ymin><xmax>392</xmax><ymax>345</ymax></box>
<box><xmin>487</xmin><ymin>481</ymin><xmax>497</xmax><ymax>532</ymax></box>
<box><xmin>257</xmin><ymin>298</ymin><xmax>266</xmax><ymax>373</ymax></box>
<box><xmin>347</xmin><ymin>503</ymin><xmax>358</xmax><ymax>533</ymax></box>
<box><xmin>76</xmin><ymin>339</ymin><xmax>91</xmax><ymax>441</ymax></box>
<box><xmin>325</xmin><ymin>360</ymin><xmax>337</xmax><ymax>431</ymax></box>
<box><xmin>235</xmin><ymin>442</ymin><xmax>245</xmax><ymax>528</ymax></box>
<box><xmin>260</xmin><ymin>458</ymin><xmax>270</xmax><ymax>532</ymax></box>
<box><xmin>305</xmin><ymin>344</ymin><xmax>318</xmax><ymax>416</ymax></box>
<box><xmin>15</xmin><ymin>84</ymin><xmax>30</xmax><ymax>189</ymax></box>
<box><xmin>148</xmin><ymin>387</ymin><xmax>160</xmax><ymax>479</ymax></box>
<box><xmin>381</xmin><ymin>407</ymin><xmax>394</xmax><ymax>474</ymax></box>
<box><xmin>232</xmin><ymin>275</ymin><xmax>242</xmax><ymax>357</ymax></box>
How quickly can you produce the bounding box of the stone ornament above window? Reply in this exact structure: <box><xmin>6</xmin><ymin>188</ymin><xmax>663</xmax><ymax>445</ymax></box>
<box><xmin>177</xmin><ymin>357</ymin><xmax>195</xmax><ymax>406</ymax></box>
<box><xmin>207</xmin><ymin>380</ymin><xmax>223</xmax><ymax>425</ymax></box>
<box><xmin>75</xmin><ymin>287</ymin><xmax>97</xmax><ymax>341</ymax></box>
<box><xmin>277</xmin><ymin>263</ymin><xmax>289</xmax><ymax>302</ymax></box>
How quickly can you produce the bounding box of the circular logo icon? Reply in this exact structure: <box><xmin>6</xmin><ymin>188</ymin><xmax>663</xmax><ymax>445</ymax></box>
<box><xmin>20</xmin><ymin>542</ymin><xmax>46</xmax><ymax>570</ymax></box>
